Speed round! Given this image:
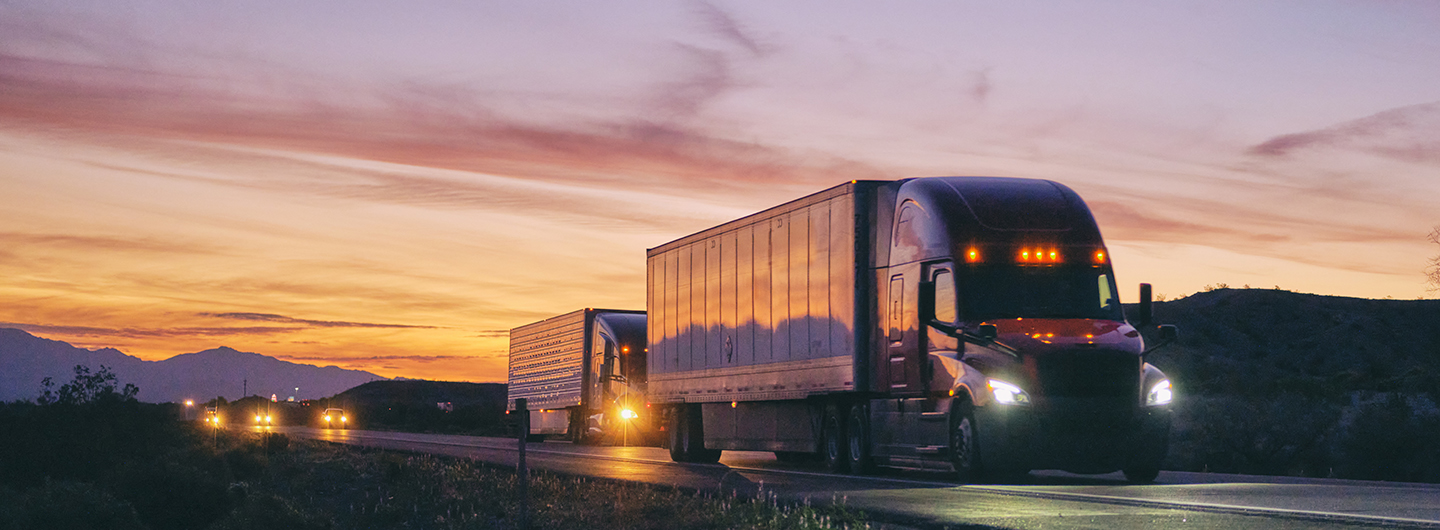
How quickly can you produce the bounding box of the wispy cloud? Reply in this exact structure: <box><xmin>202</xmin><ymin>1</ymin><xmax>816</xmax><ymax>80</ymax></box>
<box><xmin>1248</xmin><ymin>101</ymin><xmax>1440</xmax><ymax>165</ymax></box>
<box><xmin>0</xmin><ymin>13</ymin><xmax>882</xmax><ymax>209</ymax></box>
<box><xmin>1</xmin><ymin>322</ymin><xmax>297</xmax><ymax>339</ymax></box>
<box><xmin>198</xmin><ymin>313</ymin><xmax>436</xmax><ymax>329</ymax></box>
<box><xmin>275</xmin><ymin>354</ymin><xmax>471</xmax><ymax>364</ymax></box>
<box><xmin>694</xmin><ymin>1</ymin><xmax>771</xmax><ymax>58</ymax></box>
<box><xmin>0</xmin><ymin>232</ymin><xmax>222</xmax><ymax>255</ymax></box>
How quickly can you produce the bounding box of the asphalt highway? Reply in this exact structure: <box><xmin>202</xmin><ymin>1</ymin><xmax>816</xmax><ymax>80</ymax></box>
<box><xmin>270</xmin><ymin>426</ymin><xmax>1440</xmax><ymax>530</ymax></box>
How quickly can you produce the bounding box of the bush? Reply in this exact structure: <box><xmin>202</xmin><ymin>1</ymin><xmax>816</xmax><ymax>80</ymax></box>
<box><xmin>0</xmin><ymin>480</ymin><xmax>146</xmax><ymax>530</ymax></box>
<box><xmin>1335</xmin><ymin>394</ymin><xmax>1440</xmax><ymax>482</ymax></box>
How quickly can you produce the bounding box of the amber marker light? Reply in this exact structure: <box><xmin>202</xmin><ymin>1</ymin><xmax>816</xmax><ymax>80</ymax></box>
<box><xmin>966</xmin><ymin>247</ymin><xmax>982</xmax><ymax>263</ymax></box>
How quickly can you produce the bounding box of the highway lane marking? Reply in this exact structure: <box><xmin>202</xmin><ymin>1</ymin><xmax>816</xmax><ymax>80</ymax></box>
<box><xmin>972</xmin><ymin>486</ymin><xmax>1440</xmax><ymax>529</ymax></box>
<box><xmin>296</xmin><ymin>429</ymin><xmax>1440</xmax><ymax>528</ymax></box>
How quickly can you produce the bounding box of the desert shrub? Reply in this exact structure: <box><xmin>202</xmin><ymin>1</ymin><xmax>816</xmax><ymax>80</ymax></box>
<box><xmin>206</xmin><ymin>493</ymin><xmax>331</xmax><ymax>530</ymax></box>
<box><xmin>107</xmin><ymin>458</ymin><xmax>233</xmax><ymax>530</ymax></box>
<box><xmin>1335</xmin><ymin>394</ymin><xmax>1440</xmax><ymax>482</ymax></box>
<box><xmin>1168</xmin><ymin>393</ymin><xmax>1340</xmax><ymax>476</ymax></box>
<box><xmin>0</xmin><ymin>480</ymin><xmax>146</xmax><ymax>530</ymax></box>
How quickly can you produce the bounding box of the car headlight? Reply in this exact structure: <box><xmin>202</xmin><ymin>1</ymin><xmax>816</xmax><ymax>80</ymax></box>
<box><xmin>988</xmin><ymin>379</ymin><xmax>1031</xmax><ymax>405</ymax></box>
<box><xmin>1146</xmin><ymin>380</ymin><xmax>1173</xmax><ymax>406</ymax></box>
<box><xmin>620</xmin><ymin>408</ymin><xmax>637</xmax><ymax>420</ymax></box>
<box><xmin>341</xmin><ymin>416</ymin><xmax>347</xmax><ymax>422</ymax></box>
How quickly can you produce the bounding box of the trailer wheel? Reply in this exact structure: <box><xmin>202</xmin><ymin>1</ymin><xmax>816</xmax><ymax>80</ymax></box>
<box><xmin>684</xmin><ymin>404</ymin><xmax>721</xmax><ymax>463</ymax></box>
<box><xmin>846</xmin><ymin>404</ymin><xmax>873</xmax><ymax>474</ymax></box>
<box><xmin>951</xmin><ymin>403</ymin><xmax>982</xmax><ymax>483</ymax></box>
<box><xmin>822</xmin><ymin>404</ymin><xmax>850</xmax><ymax>473</ymax></box>
<box><xmin>668</xmin><ymin>406</ymin><xmax>689</xmax><ymax>462</ymax></box>
<box><xmin>669</xmin><ymin>405</ymin><xmax>719</xmax><ymax>464</ymax></box>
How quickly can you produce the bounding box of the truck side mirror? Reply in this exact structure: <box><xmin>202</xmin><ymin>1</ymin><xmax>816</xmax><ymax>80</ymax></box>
<box><xmin>1157</xmin><ymin>324</ymin><xmax>1178</xmax><ymax>343</ymax></box>
<box><xmin>977</xmin><ymin>324</ymin><xmax>998</xmax><ymax>341</ymax></box>
<box><xmin>1136</xmin><ymin>283</ymin><xmax>1154</xmax><ymax>328</ymax></box>
<box><xmin>1142</xmin><ymin>324</ymin><xmax>1179</xmax><ymax>358</ymax></box>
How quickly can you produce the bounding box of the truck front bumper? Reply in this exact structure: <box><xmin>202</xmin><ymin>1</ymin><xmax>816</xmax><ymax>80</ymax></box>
<box><xmin>974</xmin><ymin>398</ymin><xmax>1171</xmax><ymax>474</ymax></box>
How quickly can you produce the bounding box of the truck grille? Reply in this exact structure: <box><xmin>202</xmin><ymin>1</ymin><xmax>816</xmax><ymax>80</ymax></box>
<box><xmin>1033</xmin><ymin>349</ymin><xmax>1139</xmax><ymax>399</ymax></box>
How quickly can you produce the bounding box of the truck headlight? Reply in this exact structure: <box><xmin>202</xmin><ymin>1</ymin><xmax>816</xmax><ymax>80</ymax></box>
<box><xmin>1146</xmin><ymin>380</ymin><xmax>1173</xmax><ymax>406</ymax></box>
<box><xmin>988</xmin><ymin>379</ymin><xmax>1031</xmax><ymax>405</ymax></box>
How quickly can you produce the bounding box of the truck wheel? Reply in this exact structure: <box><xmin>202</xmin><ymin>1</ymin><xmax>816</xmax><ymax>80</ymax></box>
<box><xmin>668</xmin><ymin>407</ymin><xmax>690</xmax><ymax>462</ymax></box>
<box><xmin>951</xmin><ymin>404</ymin><xmax>982</xmax><ymax>483</ymax></box>
<box><xmin>822</xmin><ymin>404</ymin><xmax>850</xmax><ymax>473</ymax></box>
<box><xmin>684</xmin><ymin>404</ymin><xmax>721</xmax><ymax>464</ymax></box>
<box><xmin>846</xmin><ymin>404</ymin><xmax>873</xmax><ymax>474</ymax></box>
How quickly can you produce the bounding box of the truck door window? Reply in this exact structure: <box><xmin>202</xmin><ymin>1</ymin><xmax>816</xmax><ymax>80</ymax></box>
<box><xmin>888</xmin><ymin>275</ymin><xmax>904</xmax><ymax>342</ymax></box>
<box><xmin>933</xmin><ymin>269</ymin><xmax>957</xmax><ymax>324</ymax></box>
<box><xmin>1098</xmin><ymin>273</ymin><xmax>1117</xmax><ymax>312</ymax></box>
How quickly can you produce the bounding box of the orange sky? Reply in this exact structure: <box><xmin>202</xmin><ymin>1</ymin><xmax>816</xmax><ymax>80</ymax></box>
<box><xmin>2</xmin><ymin>2</ymin><xmax>1438</xmax><ymax>383</ymax></box>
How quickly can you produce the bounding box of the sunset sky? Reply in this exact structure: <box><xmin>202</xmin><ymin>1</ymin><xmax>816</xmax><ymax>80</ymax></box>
<box><xmin>2</xmin><ymin>1</ymin><xmax>1437</xmax><ymax>385</ymax></box>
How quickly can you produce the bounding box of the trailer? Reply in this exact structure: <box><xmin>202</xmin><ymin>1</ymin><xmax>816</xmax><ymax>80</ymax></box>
<box><xmin>646</xmin><ymin>177</ymin><xmax>1177</xmax><ymax>483</ymax></box>
<box><xmin>507</xmin><ymin>308</ymin><xmax>651</xmax><ymax>445</ymax></box>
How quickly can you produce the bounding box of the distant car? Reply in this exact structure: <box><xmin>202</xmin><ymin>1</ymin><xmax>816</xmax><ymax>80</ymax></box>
<box><xmin>254</xmin><ymin>411</ymin><xmax>274</xmax><ymax>426</ymax></box>
<box><xmin>322</xmin><ymin>408</ymin><xmax>347</xmax><ymax>429</ymax></box>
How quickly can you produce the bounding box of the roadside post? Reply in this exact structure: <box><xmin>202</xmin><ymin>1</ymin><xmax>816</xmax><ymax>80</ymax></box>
<box><xmin>516</xmin><ymin>398</ymin><xmax>529</xmax><ymax>530</ymax></box>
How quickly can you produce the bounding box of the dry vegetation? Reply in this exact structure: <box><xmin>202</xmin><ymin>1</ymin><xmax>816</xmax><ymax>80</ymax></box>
<box><xmin>0</xmin><ymin>372</ymin><xmax>874</xmax><ymax>530</ymax></box>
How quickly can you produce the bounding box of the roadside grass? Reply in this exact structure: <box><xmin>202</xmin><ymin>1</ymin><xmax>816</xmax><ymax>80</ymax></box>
<box><xmin>214</xmin><ymin>430</ymin><xmax>873</xmax><ymax>530</ymax></box>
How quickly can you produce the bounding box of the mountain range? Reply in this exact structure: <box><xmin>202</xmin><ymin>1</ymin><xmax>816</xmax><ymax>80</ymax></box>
<box><xmin>0</xmin><ymin>328</ymin><xmax>386</xmax><ymax>404</ymax></box>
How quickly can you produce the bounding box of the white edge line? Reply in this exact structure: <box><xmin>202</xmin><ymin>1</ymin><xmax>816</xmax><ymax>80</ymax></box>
<box><xmin>297</xmin><ymin>429</ymin><xmax>1440</xmax><ymax>528</ymax></box>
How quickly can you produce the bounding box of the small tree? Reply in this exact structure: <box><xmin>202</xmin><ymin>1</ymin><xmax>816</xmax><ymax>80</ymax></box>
<box><xmin>1428</xmin><ymin>225</ymin><xmax>1440</xmax><ymax>294</ymax></box>
<box><xmin>37</xmin><ymin>365</ymin><xmax>139</xmax><ymax>405</ymax></box>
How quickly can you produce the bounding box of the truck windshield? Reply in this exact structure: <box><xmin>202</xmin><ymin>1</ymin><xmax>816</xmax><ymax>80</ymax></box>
<box><xmin>960</xmin><ymin>265</ymin><xmax>1123</xmax><ymax>321</ymax></box>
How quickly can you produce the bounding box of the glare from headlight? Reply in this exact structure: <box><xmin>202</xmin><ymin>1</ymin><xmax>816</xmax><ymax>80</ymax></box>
<box><xmin>340</xmin><ymin>416</ymin><xmax>347</xmax><ymax>422</ymax></box>
<box><xmin>1147</xmin><ymin>380</ymin><xmax>1174</xmax><ymax>406</ymax></box>
<box><xmin>620</xmin><ymin>408</ymin><xmax>637</xmax><ymax>420</ymax></box>
<box><xmin>988</xmin><ymin>379</ymin><xmax>1031</xmax><ymax>405</ymax></box>
<box><xmin>323</xmin><ymin>415</ymin><xmax>331</xmax><ymax>422</ymax></box>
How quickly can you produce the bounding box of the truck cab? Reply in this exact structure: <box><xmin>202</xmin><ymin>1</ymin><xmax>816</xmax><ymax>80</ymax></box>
<box><xmin>873</xmin><ymin>177</ymin><xmax>1174</xmax><ymax>482</ymax></box>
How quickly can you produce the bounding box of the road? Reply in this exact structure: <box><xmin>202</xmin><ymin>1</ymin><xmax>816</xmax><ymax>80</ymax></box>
<box><xmin>270</xmin><ymin>426</ymin><xmax>1440</xmax><ymax>530</ymax></box>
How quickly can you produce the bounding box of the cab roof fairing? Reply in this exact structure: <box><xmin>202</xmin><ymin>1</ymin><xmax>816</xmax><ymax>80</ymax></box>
<box><xmin>889</xmin><ymin>177</ymin><xmax>1108</xmax><ymax>267</ymax></box>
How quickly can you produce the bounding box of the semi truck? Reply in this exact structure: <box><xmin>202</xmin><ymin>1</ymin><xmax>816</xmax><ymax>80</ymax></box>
<box><xmin>646</xmin><ymin>177</ymin><xmax>1177</xmax><ymax>483</ymax></box>
<box><xmin>507</xmin><ymin>308</ymin><xmax>652</xmax><ymax>445</ymax></box>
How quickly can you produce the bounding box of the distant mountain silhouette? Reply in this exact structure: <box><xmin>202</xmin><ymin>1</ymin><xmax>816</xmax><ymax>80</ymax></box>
<box><xmin>0</xmin><ymin>328</ymin><xmax>386</xmax><ymax>403</ymax></box>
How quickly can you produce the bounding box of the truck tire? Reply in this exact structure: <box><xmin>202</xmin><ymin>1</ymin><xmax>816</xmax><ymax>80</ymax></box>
<box><xmin>686</xmin><ymin>404</ymin><xmax>721</xmax><ymax>463</ymax></box>
<box><xmin>668</xmin><ymin>406</ymin><xmax>690</xmax><ymax>462</ymax></box>
<box><xmin>822</xmin><ymin>404</ymin><xmax>850</xmax><ymax>473</ymax></box>
<box><xmin>846</xmin><ymin>404</ymin><xmax>874</xmax><ymax>474</ymax></box>
<box><xmin>951</xmin><ymin>403</ymin><xmax>982</xmax><ymax>483</ymax></box>
<box><xmin>669</xmin><ymin>405</ymin><xmax>720</xmax><ymax>463</ymax></box>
